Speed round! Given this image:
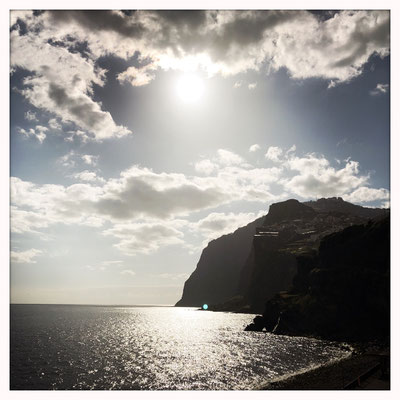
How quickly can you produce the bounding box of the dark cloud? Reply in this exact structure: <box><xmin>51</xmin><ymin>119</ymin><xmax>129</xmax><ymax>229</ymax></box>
<box><xmin>44</xmin><ymin>10</ymin><xmax>298</xmax><ymax>59</ymax></box>
<box><xmin>47</xmin><ymin>10</ymin><xmax>146</xmax><ymax>38</ymax></box>
<box><xmin>212</xmin><ymin>11</ymin><xmax>297</xmax><ymax>51</ymax></box>
<box><xmin>48</xmin><ymin>83</ymin><xmax>106</xmax><ymax>131</ymax></box>
<box><xmin>308</xmin><ymin>10</ymin><xmax>340</xmax><ymax>21</ymax></box>
<box><xmin>95</xmin><ymin>175</ymin><xmax>229</xmax><ymax>220</ymax></box>
<box><xmin>151</xmin><ymin>10</ymin><xmax>208</xmax><ymax>29</ymax></box>
<box><xmin>332</xmin><ymin>13</ymin><xmax>390</xmax><ymax>68</ymax></box>
<box><xmin>11</xmin><ymin>18</ymin><xmax>28</xmax><ymax>35</ymax></box>
<box><xmin>40</xmin><ymin>10</ymin><xmax>389</xmax><ymax>82</ymax></box>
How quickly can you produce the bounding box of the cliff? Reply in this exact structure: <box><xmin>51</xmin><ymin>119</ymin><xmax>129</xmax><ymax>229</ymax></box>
<box><xmin>246</xmin><ymin>215</ymin><xmax>390</xmax><ymax>341</ymax></box>
<box><xmin>175</xmin><ymin>216</ymin><xmax>264</xmax><ymax>307</ymax></box>
<box><xmin>231</xmin><ymin>198</ymin><xmax>385</xmax><ymax>312</ymax></box>
<box><xmin>176</xmin><ymin>197</ymin><xmax>387</xmax><ymax>312</ymax></box>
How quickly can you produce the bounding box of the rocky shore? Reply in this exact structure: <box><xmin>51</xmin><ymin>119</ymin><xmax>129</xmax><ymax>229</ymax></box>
<box><xmin>257</xmin><ymin>343</ymin><xmax>390</xmax><ymax>390</ymax></box>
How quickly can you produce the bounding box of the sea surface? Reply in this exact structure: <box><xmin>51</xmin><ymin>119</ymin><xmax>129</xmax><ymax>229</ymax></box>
<box><xmin>10</xmin><ymin>304</ymin><xmax>350</xmax><ymax>390</ymax></box>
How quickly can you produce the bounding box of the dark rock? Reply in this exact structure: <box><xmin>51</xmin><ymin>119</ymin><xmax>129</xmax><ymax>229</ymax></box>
<box><xmin>304</xmin><ymin>197</ymin><xmax>389</xmax><ymax>219</ymax></box>
<box><xmin>175</xmin><ymin>216</ymin><xmax>264</xmax><ymax>307</ymax></box>
<box><xmin>176</xmin><ymin>197</ymin><xmax>388</xmax><ymax>317</ymax></box>
<box><xmin>259</xmin><ymin>215</ymin><xmax>390</xmax><ymax>341</ymax></box>
<box><xmin>245</xmin><ymin>315</ymin><xmax>265</xmax><ymax>331</ymax></box>
<box><xmin>263</xmin><ymin>199</ymin><xmax>316</xmax><ymax>225</ymax></box>
<box><xmin>244</xmin><ymin>323</ymin><xmax>260</xmax><ymax>331</ymax></box>
<box><xmin>234</xmin><ymin>198</ymin><xmax>384</xmax><ymax>312</ymax></box>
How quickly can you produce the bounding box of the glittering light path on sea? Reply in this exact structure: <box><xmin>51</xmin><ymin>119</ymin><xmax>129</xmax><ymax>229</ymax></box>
<box><xmin>10</xmin><ymin>305</ymin><xmax>350</xmax><ymax>390</ymax></box>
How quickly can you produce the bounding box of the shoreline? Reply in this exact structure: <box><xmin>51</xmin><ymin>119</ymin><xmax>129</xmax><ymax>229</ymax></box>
<box><xmin>201</xmin><ymin>307</ymin><xmax>391</xmax><ymax>390</ymax></box>
<box><xmin>256</xmin><ymin>345</ymin><xmax>390</xmax><ymax>390</ymax></box>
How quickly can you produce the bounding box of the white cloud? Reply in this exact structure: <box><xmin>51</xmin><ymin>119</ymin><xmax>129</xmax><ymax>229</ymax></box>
<box><xmin>191</xmin><ymin>211</ymin><xmax>265</xmax><ymax>243</ymax></box>
<box><xmin>249</xmin><ymin>144</ymin><xmax>260</xmax><ymax>152</ymax></box>
<box><xmin>10</xmin><ymin>146</ymin><xmax>388</xmax><ymax>254</ymax></box>
<box><xmin>265</xmin><ymin>146</ymin><xmax>283</xmax><ymax>162</ymax></box>
<box><xmin>117</xmin><ymin>64</ymin><xmax>158</xmax><ymax>87</ymax></box>
<box><xmin>58</xmin><ymin>151</ymin><xmax>99</xmax><ymax>169</ymax></box>
<box><xmin>11</xmin><ymin>248</ymin><xmax>42</xmax><ymax>264</ymax></box>
<box><xmin>95</xmin><ymin>166</ymin><xmax>231</xmax><ymax>220</ymax></box>
<box><xmin>35</xmin><ymin>125</ymin><xmax>48</xmax><ymax>142</ymax></box>
<box><xmin>342</xmin><ymin>186</ymin><xmax>390</xmax><ymax>203</ymax></box>
<box><xmin>11</xmin><ymin>206</ymin><xmax>51</xmax><ymax>234</ymax></box>
<box><xmin>194</xmin><ymin>159</ymin><xmax>217</xmax><ymax>175</ymax></box>
<box><xmin>380</xmin><ymin>200</ymin><xmax>390</xmax><ymax>209</ymax></box>
<box><xmin>11</xmin><ymin>23</ymin><xmax>131</xmax><ymax>141</ymax></box>
<box><xmin>10</xmin><ymin>176</ymin><xmax>105</xmax><ymax>233</ymax></box>
<box><xmin>72</xmin><ymin>170</ymin><xmax>105</xmax><ymax>183</ymax></box>
<box><xmin>370</xmin><ymin>83</ymin><xmax>389</xmax><ymax>96</ymax></box>
<box><xmin>11</xmin><ymin>10</ymin><xmax>389</xmax><ymax>110</ymax></box>
<box><xmin>286</xmin><ymin>145</ymin><xmax>296</xmax><ymax>154</ymax></box>
<box><xmin>58</xmin><ymin>150</ymin><xmax>76</xmax><ymax>168</ymax></box>
<box><xmin>233</xmin><ymin>81</ymin><xmax>242</xmax><ymax>88</ymax></box>
<box><xmin>10</xmin><ymin>10</ymin><xmax>34</xmax><ymax>27</ymax></box>
<box><xmin>120</xmin><ymin>270</ymin><xmax>136</xmax><ymax>277</ymax></box>
<box><xmin>10</xmin><ymin>164</ymin><xmax>232</xmax><ymax>235</ymax></box>
<box><xmin>195</xmin><ymin>149</ymin><xmax>247</xmax><ymax>175</ymax></box>
<box><xmin>248</xmin><ymin>83</ymin><xmax>257</xmax><ymax>90</ymax></box>
<box><xmin>48</xmin><ymin>118</ymin><xmax>61</xmax><ymax>130</ymax></box>
<box><xmin>216</xmin><ymin>149</ymin><xmax>244</xmax><ymax>166</ymax></box>
<box><xmin>285</xmin><ymin>153</ymin><xmax>330</xmax><ymax>172</ymax></box>
<box><xmin>208</xmin><ymin>164</ymin><xmax>282</xmax><ymax>202</ymax></box>
<box><xmin>268</xmin><ymin>11</ymin><xmax>389</xmax><ymax>84</ymax></box>
<box><xmin>24</xmin><ymin>110</ymin><xmax>38</xmax><ymax>121</ymax></box>
<box><xmin>282</xmin><ymin>154</ymin><xmax>369</xmax><ymax>198</ymax></box>
<box><xmin>17</xmin><ymin>125</ymin><xmax>48</xmax><ymax>143</ymax></box>
<box><xmin>81</xmin><ymin>154</ymin><xmax>98</xmax><ymax>166</ymax></box>
<box><xmin>104</xmin><ymin>221</ymin><xmax>186</xmax><ymax>255</ymax></box>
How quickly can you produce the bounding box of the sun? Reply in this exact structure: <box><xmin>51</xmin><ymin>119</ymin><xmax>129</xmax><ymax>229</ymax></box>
<box><xmin>176</xmin><ymin>74</ymin><xmax>205</xmax><ymax>103</ymax></box>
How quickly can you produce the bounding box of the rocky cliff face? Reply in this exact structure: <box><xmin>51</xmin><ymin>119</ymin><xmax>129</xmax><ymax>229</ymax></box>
<box><xmin>235</xmin><ymin>198</ymin><xmax>385</xmax><ymax>312</ymax></box>
<box><xmin>246</xmin><ymin>215</ymin><xmax>390</xmax><ymax>341</ymax></box>
<box><xmin>176</xmin><ymin>197</ymin><xmax>387</xmax><ymax>312</ymax></box>
<box><xmin>175</xmin><ymin>216</ymin><xmax>264</xmax><ymax>307</ymax></box>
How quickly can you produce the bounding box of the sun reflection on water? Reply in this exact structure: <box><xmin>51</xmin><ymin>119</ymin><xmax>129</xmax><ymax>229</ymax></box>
<box><xmin>11</xmin><ymin>305</ymin><xmax>350</xmax><ymax>390</ymax></box>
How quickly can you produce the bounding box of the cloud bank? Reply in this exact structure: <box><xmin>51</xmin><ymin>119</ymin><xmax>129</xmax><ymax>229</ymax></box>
<box><xmin>11</xmin><ymin>10</ymin><xmax>389</xmax><ymax>142</ymax></box>
<box><xmin>11</xmin><ymin>146</ymin><xmax>389</xmax><ymax>256</ymax></box>
<box><xmin>11</xmin><ymin>248</ymin><xmax>43</xmax><ymax>264</ymax></box>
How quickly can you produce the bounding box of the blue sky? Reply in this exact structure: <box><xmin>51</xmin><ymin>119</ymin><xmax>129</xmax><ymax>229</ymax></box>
<box><xmin>9</xmin><ymin>10</ymin><xmax>390</xmax><ymax>305</ymax></box>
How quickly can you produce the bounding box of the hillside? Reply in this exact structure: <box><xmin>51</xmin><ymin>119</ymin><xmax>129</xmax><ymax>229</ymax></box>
<box><xmin>176</xmin><ymin>198</ymin><xmax>387</xmax><ymax>313</ymax></box>
<box><xmin>246</xmin><ymin>215</ymin><xmax>390</xmax><ymax>341</ymax></box>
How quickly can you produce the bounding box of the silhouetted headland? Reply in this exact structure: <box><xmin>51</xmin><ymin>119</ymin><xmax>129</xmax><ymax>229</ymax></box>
<box><xmin>176</xmin><ymin>197</ymin><xmax>389</xmax><ymax>332</ymax></box>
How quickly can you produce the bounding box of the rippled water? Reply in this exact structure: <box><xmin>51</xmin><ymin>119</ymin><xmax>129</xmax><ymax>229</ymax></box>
<box><xmin>10</xmin><ymin>304</ymin><xmax>349</xmax><ymax>390</ymax></box>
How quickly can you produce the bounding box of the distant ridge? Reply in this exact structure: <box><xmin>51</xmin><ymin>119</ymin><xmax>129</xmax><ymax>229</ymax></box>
<box><xmin>304</xmin><ymin>197</ymin><xmax>388</xmax><ymax>218</ymax></box>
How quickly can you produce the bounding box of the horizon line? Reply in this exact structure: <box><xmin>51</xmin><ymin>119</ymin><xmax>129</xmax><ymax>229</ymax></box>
<box><xmin>10</xmin><ymin>302</ymin><xmax>176</xmax><ymax>307</ymax></box>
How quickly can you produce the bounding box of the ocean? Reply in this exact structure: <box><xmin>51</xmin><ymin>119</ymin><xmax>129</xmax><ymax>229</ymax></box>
<box><xmin>10</xmin><ymin>304</ymin><xmax>350</xmax><ymax>390</ymax></box>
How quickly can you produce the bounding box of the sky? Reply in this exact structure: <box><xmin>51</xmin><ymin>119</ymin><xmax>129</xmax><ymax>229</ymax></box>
<box><xmin>9</xmin><ymin>9</ymin><xmax>391</xmax><ymax>305</ymax></box>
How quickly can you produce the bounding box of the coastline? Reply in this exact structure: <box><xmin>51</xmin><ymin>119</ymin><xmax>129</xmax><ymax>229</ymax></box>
<box><xmin>200</xmin><ymin>307</ymin><xmax>391</xmax><ymax>390</ymax></box>
<box><xmin>256</xmin><ymin>345</ymin><xmax>390</xmax><ymax>390</ymax></box>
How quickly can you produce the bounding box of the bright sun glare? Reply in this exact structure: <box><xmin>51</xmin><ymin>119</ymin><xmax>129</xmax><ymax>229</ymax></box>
<box><xmin>176</xmin><ymin>74</ymin><xmax>205</xmax><ymax>103</ymax></box>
